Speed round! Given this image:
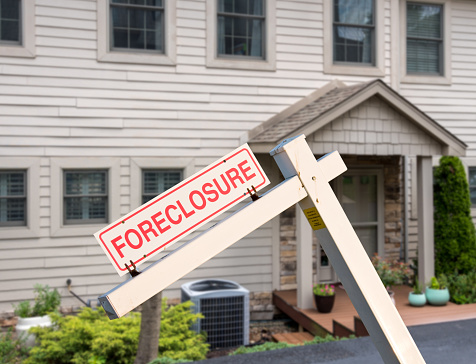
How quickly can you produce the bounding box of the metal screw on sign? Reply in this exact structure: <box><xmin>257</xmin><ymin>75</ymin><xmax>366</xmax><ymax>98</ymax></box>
<box><xmin>125</xmin><ymin>260</ymin><xmax>141</xmax><ymax>277</ymax></box>
<box><xmin>247</xmin><ymin>185</ymin><xmax>260</xmax><ymax>201</ymax></box>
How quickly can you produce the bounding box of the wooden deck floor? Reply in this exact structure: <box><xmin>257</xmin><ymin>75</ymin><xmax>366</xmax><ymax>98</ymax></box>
<box><xmin>273</xmin><ymin>285</ymin><xmax>476</xmax><ymax>337</ymax></box>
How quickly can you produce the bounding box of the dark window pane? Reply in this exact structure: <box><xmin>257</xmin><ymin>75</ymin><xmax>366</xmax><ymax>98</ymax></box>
<box><xmin>129</xmin><ymin>29</ymin><xmax>145</xmax><ymax>49</ymax></box>
<box><xmin>234</xmin><ymin>17</ymin><xmax>247</xmax><ymax>36</ymax></box>
<box><xmin>112</xmin><ymin>6</ymin><xmax>128</xmax><ymax>28</ymax></box>
<box><xmin>2</xmin><ymin>0</ymin><xmax>20</xmax><ymax>19</ymax></box>
<box><xmin>0</xmin><ymin>170</ymin><xmax>26</xmax><ymax>226</ymax></box>
<box><xmin>142</xmin><ymin>170</ymin><xmax>182</xmax><ymax>204</ymax></box>
<box><xmin>407</xmin><ymin>3</ymin><xmax>441</xmax><ymax>39</ymax></box>
<box><xmin>1</xmin><ymin>20</ymin><xmax>20</xmax><ymax>42</ymax></box>
<box><xmin>334</xmin><ymin>26</ymin><xmax>373</xmax><ymax>64</ymax></box>
<box><xmin>129</xmin><ymin>9</ymin><xmax>145</xmax><ymax>29</ymax></box>
<box><xmin>113</xmin><ymin>29</ymin><xmax>128</xmax><ymax>48</ymax></box>
<box><xmin>334</xmin><ymin>0</ymin><xmax>374</xmax><ymax>25</ymax></box>
<box><xmin>249</xmin><ymin>0</ymin><xmax>264</xmax><ymax>16</ymax></box>
<box><xmin>146</xmin><ymin>0</ymin><xmax>163</xmax><ymax>6</ymax></box>
<box><xmin>407</xmin><ymin>39</ymin><xmax>440</xmax><ymax>74</ymax></box>
<box><xmin>112</xmin><ymin>0</ymin><xmax>128</xmax><ymax>3</ymax></box>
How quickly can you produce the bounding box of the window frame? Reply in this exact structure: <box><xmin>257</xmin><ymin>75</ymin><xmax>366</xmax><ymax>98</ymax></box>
<box><xmin>0</xmin><ymin>157</ymin><xmax>40</xmax><ymax>240</ymax></box>
<box><xmin>131</xmin><ymin>157</ymin><xmax>194</xmax><ymax>209</ymax></box>
<box><xmin>468</xmin><ymin>167</ymin><xmax>476</xmax><ymax>208</ymax></box>
<box><xmin>0</xmin><ymin>0</ymin><xmax>35</xmax><ymax>58</ymax></box>
<box><xmin>0</xmin><ymin>170</ymin><xmax>27</xmax><ymax>227</ymax></box>
<box><xmin>97</xmin><ymin>0</ymin><xmax>176</xmax><ymax>65</ymax></box>
<box><xmin>400</xmin><ymin>0</ymin><xmax>451</xmax><ymax>85</ymax></box>
<box><xmin>206</xmin><ymin>0</ymin><xmax>276</xmax><ymax>71</ymax></box>
<box><xmin>63</xmin><ymin>169</ymin><xmax>109</xmax><ymax>226</ymax></box>
<box><xmin>142</xmin><ymin>169</ymin><xmax>183</xmax><ymax>205</ymax></box>
<box><xmin>51</xmin><ymin>158</ymin><xmax>120</xmax><ymax>237</ymax></box>
<box><xmin>324</xmin><ymin>0</ymin><xmax>384</xmax><ymax>77</ymax></box>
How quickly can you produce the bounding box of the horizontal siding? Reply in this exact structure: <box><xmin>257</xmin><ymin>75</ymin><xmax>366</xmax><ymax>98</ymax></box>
<box><xmin>1</xmin><ymin>0</ymin><xmax>476</xmax><ymax>312</ymax></box>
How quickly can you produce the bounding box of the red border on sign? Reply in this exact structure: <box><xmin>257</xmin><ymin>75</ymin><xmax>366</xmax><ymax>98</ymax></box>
<box><xmin>99</xmin><ymin>148</ymin><xmax>267</xmax><ymax>272</ymax></box>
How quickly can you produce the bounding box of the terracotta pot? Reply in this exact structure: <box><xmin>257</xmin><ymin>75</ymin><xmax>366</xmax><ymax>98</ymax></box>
<box><xmin>314</xmin><ymin>294</ymin><xmax>335</xmax><ymax>313</ymax></box>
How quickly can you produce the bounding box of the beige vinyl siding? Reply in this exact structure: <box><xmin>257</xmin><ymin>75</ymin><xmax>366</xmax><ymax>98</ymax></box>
<box><xmin>1</xmin><ymin>0</ymin><xmax>476</xmax><ymax>311</ymax></box>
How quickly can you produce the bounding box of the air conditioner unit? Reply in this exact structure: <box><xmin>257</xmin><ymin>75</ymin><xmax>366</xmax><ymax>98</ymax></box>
<box><xmin>181</xmin><ymin>279</ymin><xmax>249</xmax><ymax>349</ymax></box>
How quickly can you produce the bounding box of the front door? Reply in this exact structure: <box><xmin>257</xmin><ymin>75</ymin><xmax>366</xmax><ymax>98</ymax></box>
<box><xmin>317</xmin><ymin>169</ymin><xmax>384</xmax><ymax>283</ymax></box>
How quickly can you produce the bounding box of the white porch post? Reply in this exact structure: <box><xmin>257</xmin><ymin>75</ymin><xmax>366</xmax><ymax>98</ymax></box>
<box><xmin>296</xmin><ymin>206</ymin><xmax>314</xmax><ymax>309</ymax></box>
<box><xmin>417</xmin><ymin>156</ymin><xmax>435</xmax><ymax>288</ymax></box>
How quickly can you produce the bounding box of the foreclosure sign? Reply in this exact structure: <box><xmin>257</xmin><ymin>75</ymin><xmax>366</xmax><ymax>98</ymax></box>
<box><xmin>94</xmin><ymin>144</ymin><xmax>270</xmax><ymax>276</ymax></box>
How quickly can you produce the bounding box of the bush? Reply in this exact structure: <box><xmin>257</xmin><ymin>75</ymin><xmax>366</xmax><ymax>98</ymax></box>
<box><xmin>434</xmin><ymin>156</ymin><xmax>476</xmax><ymax>276</ymax></box>
<box><xmin>443</xmin><ymin>270</ymin><xmax>476</xmax><ymax>304</ymax></box>
<box><xmin>229</xmin><ymin>334</ymin><xmax>355</xmax><ymax>355</ymax></box>
<box><xmin>14</xmin><ymin>284</ymin><xmax>61</xmax><ymax>318</ymax></box>
<box><xmin>25</xmin><ymin>299</ymin><xmax>208</xmax><ymax>364</ymax></box>
<box><xmin>0</xmin><ymin>328</ymin><xmax>30</xmax><ymax>364</ymax></box>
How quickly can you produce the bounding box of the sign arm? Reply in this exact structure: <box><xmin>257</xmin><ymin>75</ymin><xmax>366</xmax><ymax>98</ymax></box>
<box><xmin>99</xmin><ymin>175</ymin><xmax>308</xmax><ymax>319</ymax></box>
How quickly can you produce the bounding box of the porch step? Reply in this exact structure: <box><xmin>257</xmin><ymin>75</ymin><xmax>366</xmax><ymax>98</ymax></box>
<box><xmin>272</xmin><ymin>332</ymin><xmax>315</xmax><ymax>345</ymax></box>
<box><xmin>332</xmin><ymin>320</ymin><xmax>355</xmax><ymax>338</ymax></box>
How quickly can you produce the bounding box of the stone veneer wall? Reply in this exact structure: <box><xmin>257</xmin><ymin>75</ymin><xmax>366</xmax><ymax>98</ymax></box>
<box><xmin>279</xmin><ymin>155</ymin><xmax>403</xmax><ymax>289</ymax></box>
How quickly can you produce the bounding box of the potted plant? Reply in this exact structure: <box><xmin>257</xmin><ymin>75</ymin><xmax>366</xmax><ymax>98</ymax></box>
<box><xmin>408</xmin><ymin>278</ymin><xmax>426</xmax><ymax>307</ymax></box>
<box><xmin>313</xmin><ymin>284</ymin><xmax>335</xmax><ymax>313</ymax></box>
<box><xmin>371</xmin><ymin>255</ymin><xmax>411</xmax><ymax>304</ymax></box>
<box><xmin>425</xmin><ymin>276</ymin><xmax>450</xmax><ymax>306</ymax></box>
<box><xmin>14</xmin><ymin>284</ymin><xmax>61</xmax><ymax>346</ymax></box>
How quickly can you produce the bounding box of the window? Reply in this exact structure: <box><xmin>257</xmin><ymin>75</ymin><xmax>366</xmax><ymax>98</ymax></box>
<box><xmin>333</xmin><ymin>0</ymin><xmax>375</xmax><ymax>65</ymax></box>
<box><xmin>0</xmin><ymin>0</ymin><xmax>34</xmax><ymax>57</ymax></box>
<box><xmin>217</xmin><ymin>0</ymin><xmax>265</xmax><ymax>59</ymax></box>
<box><xmin>406</xmin><ymin>2</ymin><xmax>443</xmax><ymax>75</ymax></box>
<box><xmin>64</xmin><ymin>171</ymin><xmax>108</xmax><ymax>225</ymax></box>
<box><xmin>469</xmin><ymin>168</ymin><xmax>476</xmax><ymax>207</ymax></box>
<box><xmin>206</xmin><ymin>0</ymin><xmax>276</xmax><ymax>71</ymax></box>
<box><xmin>0</xmin><ymin>0</ymin><xmax>20</xmax><ymax>44</ymax></box>
<box><xmin>97</xmin><ymin>0</ymin><xmax>176</xmax><ymax>65</ymax></box>
<box><xmin>400</xmin><ymin>0</ymin><xmax>450</xmax><ymax>84</ymax></box>
<box><xmin>323</xmin><ymin>0</ymin><xmax>383</xmax><ymax>76</ymax></box>
<box><xmin>0</xmin><ymin>170</ymin><xmax>26</xmax><ymax>227</ymax></box>
<box><xmin>110</xmin><ymin>0</ymin><xmax>164</xmax><ymax>53</ymax></box>
<box><xmin>142</xmin><ymin>170</ymin><xmax>182</xmax><ymax>204</ymax></box>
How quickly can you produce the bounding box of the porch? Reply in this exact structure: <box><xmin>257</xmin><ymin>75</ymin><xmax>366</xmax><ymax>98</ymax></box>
<box><xmin>273</xmin><ymin>285</ymin><xmax>476</xmax><ymax>341</ymax></box>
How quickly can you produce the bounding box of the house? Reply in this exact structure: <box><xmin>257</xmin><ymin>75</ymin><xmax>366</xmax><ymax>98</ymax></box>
<box><xmin>0</xmin><ymin>0</ymin><xmax>475</xmax><ymax>314</ymax></box>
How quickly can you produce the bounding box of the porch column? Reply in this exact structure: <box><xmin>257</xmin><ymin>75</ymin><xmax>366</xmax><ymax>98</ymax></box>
<box><xmin>417</xmin><ymin>156</ymin><xmax>435</xmax><ymax>287</ymax></box>
<box><xmin>296</xmin><ymin>206</ymin><xmax>314</xmax><ymax>309</ymax></box>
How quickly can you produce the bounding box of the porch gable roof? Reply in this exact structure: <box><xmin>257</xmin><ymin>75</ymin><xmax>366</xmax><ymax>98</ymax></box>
<box><xmin>247</xmin><ymin>79</ymin><xmax>466</xmax><ymax>156</ymax></box>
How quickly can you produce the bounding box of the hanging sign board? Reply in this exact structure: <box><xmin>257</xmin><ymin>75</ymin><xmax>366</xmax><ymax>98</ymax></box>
<box><xmin>94</xmin><ymin>144</ymin><xmax>269</xmax><ymax>276</ymax></box>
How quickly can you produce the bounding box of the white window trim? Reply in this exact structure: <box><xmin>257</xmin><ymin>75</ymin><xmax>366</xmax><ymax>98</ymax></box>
<box><xmin>51</xmin><ymin>158</ymin><xmax>121</xmax><ymax>237</ymax></box>
<box><xmin>399</xmin><ymin>0</ymin><xmax>451</xmax><ymax>85</ymax></box>
<box><xmin>130</xmin><ymin>158</ymin><xmax>195</xmax><ymax>209</ymax></box>
<box><xmin>0</xmin><ymin>0</ymin><xmax>35</xmax><ymax>58</ymax></box>
<box><xmin>206</xmin><ymin>0</ymin><xmax>276</xmax><ymax>71</ymax></box>
<box><xmin>0</xmin><ymin>158</ymin><xmax>40</xmax><ymax>239</ymax></box>
<box><xmin>97</xmin><ymin>0</ymin><xmax>176</xmax><ymax>65</ymax></box>
<box><xmin>323</xmin><ymin>0</ymin><xmax>385</xmax><ymax>77</ymax></box>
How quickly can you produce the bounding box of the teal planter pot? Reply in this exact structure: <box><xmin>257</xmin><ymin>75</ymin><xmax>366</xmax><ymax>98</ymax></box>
<box><xmin>408</xmin><ymin>292</ymin><xmax>426</xmax><ymax>307</ymax></box>
<box><xmin>425</xmin><ymin>287</ymin><xmax>450</xmax><ymax>306</ymax></box>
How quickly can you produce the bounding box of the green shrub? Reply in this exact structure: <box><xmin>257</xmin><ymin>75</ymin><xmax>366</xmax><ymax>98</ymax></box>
<box><xmin>14</xmin><ymin>284</ymin><xmax>61</xmax><ymax>318</ymax></box>
<box><xmin>434</xmin><ymin>156</ymin><xmax>476</xmax><ymax>276</ymax></box>
<box><xmin>444</xmin><ymin>270</ymin><xmax>476</xmax><ymax>304</ymax></box>
<box><xmin>230</xmin><ymin>334</ymin><xmax>355</xmax><ymax>355</ymax></box>
<box><xmin>230</xmin><ymin>341</ymin><xmax>297</xmax><ymax>355</ymax></box>
<box><xmin>147</xmin><ymin>357</ymin><xmax>192</xmax><ymax>364</ymax></box>
<box><xmin>25</xmin><ymin>299</ymin><xmax>208</xmax><ymax>364</ymax></box>
<box><xmin>0</xmin><ymin>327</ymin><xmax>30</xmax><ymax>364</ymax></box>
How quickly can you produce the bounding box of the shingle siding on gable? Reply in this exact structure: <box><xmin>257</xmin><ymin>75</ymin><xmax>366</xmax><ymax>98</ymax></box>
<box><xmin>309</xmin><ymin>96</ymin><xmax>444</xmax><ymax>156</ymax></box>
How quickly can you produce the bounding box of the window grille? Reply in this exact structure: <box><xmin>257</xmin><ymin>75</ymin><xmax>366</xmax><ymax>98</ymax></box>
<box><xmin>110</xmin><ymin>0</ymin><xmax>164</xmax><ymax>52</ymax></box>
<box><xmin>142</xmin><ymin>169</ymin><xmax>182</xmax><ymax>204</ymax></box>
<box><xmin>0</xmin><ymin>170</ymin><xmax>26</xmax><ymax>226</ymax></box>
<box><xmin>217</xmin><ymin>0</ymin><xmax>265</xmax><ymax>58</ymax></box>
<box><xmin>333</xmin><ymin>0</ymin><xmax>375</xmax><ymax>65</ymax></box>
<box><xmin>406</xmin><ymin>2</ymin><xmax>443</xmax><ymax>75</ymax></box>
<box><xmin>64</xmin><ymin>170</ymin><xmax>108</xmax><ymax>225</ymax></box>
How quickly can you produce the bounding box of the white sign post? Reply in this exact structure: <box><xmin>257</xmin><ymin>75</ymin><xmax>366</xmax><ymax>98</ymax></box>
<box><xmin>97</xmin><ymin>135</ymin><xmax>424</xmax><ymax>364</ymax></box>
<box><xmin>94</xmin><ymin>144</ymin><xmax>269</xmax><ymax>276</ymax></box>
